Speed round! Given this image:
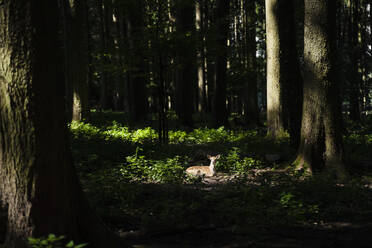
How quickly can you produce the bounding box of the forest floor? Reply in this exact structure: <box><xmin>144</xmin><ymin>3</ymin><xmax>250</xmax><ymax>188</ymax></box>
<box><xmin>124</xmin><ymin>222</ymin><xmax>372</xmax><ymax>248</ymax></box>
<box><xmin>118</xmin><ymin>171</ymin><xmax>372</xmax><ymax>248</ymax></box>
<box><xmin>68</xmin><ymin>113</ymin><xmax>372</xmax><ymax>248</ymax></box>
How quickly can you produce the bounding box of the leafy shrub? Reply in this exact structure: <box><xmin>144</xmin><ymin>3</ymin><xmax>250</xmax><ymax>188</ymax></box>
<box><xmin>131</xmin><ymin>127</ymin><xmax>157</xmax><ymax>144</ymax></box>
<box><xmin>189</xmin><ymin>127</ymin><xmax>229</xmax><ymax>143</ymax></box>
<box><xmin>28</xmin><ymin>234</ymin><xmax>87</xmax><ymax>248</ymax></box>
<box><xmin>71</xmin><ymin>121</ymin><xmax>157</xmax><ymax>144</ymax></box>
<box><xmin>146</xmin><ymin>156</ymin><xmax>186</xmax><ymax>183</ymax></box>
<box><xmin>120</xmin><ymin>148</ymin><xmax>186</xmax><ymax>183</ymax></box>
<box><xmin>168</xmin><ymin>130</ymin><xmax>188</xmax><ymax>144</ymax></box>
<box><xmin>70</xmin><ymin>121</ymin><xmax>101</xmax><ymax>139</ymax></box>
<box><xmin>217</xmin><ymin>147</ymin><xmax>263</xmax><ymax>174</ymax></box>
<box><xmin>120</xmin><ymin>147</ymin><xmax>149</xmax><ymax>181</ymax></box>
<box><xmin>102</xmin><ymin>121</ymin><xmax>132</xmax><ymax>140</ymax></box>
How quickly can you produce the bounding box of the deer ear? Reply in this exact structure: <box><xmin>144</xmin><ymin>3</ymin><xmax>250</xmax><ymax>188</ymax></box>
<box><xmin>216</xmin><ymin>154</ymin><xmax>220</xmax><ymax>159</ymax></box>
<box><xmin>207</xmin><ymin>155</ymin><xmax>211</xmax><ymax>159</ymax></box>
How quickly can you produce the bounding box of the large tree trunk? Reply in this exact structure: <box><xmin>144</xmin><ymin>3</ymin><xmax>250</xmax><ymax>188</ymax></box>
<box><xmin>294</xmin><ymin>0</ymin><xmax>348</xmax><ymax>180</ymax></box>
<box><xmin>0</xmin><ymin>1</ymin><xmax>124</xmax><ymax>247</ymax></box>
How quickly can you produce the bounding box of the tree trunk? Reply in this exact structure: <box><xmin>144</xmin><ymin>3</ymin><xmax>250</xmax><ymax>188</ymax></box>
<box><xmin>97</xmin><ymin>0</ymin><xmax>109</xmax><ymax>110</ymax></box>
<box><xmin>265</xmin><ymin>0</ymin><xmax>286</xmax><ymax>138</ymax></box>
<box><xmin>294</xmin><ymin>0</ymin><xmax>348</xmax><ymax>180</ymax></box>
<box><xmin>111</xmin><ymin>3</ymin><xmax>125</xmax><ymax>111</ymax></box>
<box><xmin>60</xmin><ymin>0</ymin><xmax>74</xmax><ymax>122</ymax></box>
<box><xmin>280</xmin><ymin>0</ymin><xmax>303</xmax><ymax>149</ymax></box>
<box><xmin>214</xmin><ymin>0</ymin><xmax>230</xmax><ymax>127</ymax></box>
<box><xmin>348</xmin><ymin>0</ymin><xmax>362</xmax><ymax>122</ymax></box>
<box><xmin>70</xmin><ymin>0</ymin><xmax>90</xmax><ymax>121</ymax></box>
<box><xmin>196</xmin><ymin>1</ymin><xmax>207</xmax><ymax>115</ymax></box>
<box><xmin>175</xmin><ymin>0</ymin><xmax>196</xmax><ymax>128</ymax></box>
<box><xmin>126</xmin><ymin>0</ymin><xmax>148</xmax><ymax>122</ymax></box>
<box><xmin>244</xmin><ymin>0</ymin><xmax>260</xmax><ymax>126</ymax></box>
<box><xmin>0</xmin><ymin>1</ymin><xmax>125</xmax><ymax>247</ymax></box>
<box><xmin>265</xmin><ymin>0</ymin><xmax>303</xmax><ymax>145</ymax></box>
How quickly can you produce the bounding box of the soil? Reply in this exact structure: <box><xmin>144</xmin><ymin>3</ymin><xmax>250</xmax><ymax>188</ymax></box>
<box><xmin>122</xmin><ymin>170</ymin><xmax>372</xmax><ymax>248</ymax></box>
<box><xmin>124</xmin><ymin>222</ymin><xmax>372</xmax><ymax>248</ymax></box>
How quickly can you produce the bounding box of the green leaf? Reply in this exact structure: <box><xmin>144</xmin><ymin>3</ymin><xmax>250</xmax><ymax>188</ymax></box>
<box><xmin>75</xmin><ymin>243</ymin><xmax>89</xmax><ymax>248</ymax></box>
<box><xmin>66</xmin><ymin>241</ymin><xmax>74</xmax><ymax>247</ymax></box>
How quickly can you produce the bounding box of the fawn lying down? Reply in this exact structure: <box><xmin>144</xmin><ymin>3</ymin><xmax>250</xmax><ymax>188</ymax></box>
<box><xmin>186</xmin><ymin>155</ymin><xmax>220</xmax><ymax>177</ymax></box>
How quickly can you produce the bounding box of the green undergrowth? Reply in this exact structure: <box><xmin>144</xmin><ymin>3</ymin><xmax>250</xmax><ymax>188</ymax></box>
<box><xmin>70</xmin><ymin>121</ymin><xmax>262</xmax><ymax>145</ymax></box>
<box><xmin>70</xmin><ymin>115</ymin><xmax>372</xmax><ymax>237</ymax></box>
<box><xmin>28</xmin><ymin>234</ymin><xmax>87</xmax><ymax>248</ymax></box>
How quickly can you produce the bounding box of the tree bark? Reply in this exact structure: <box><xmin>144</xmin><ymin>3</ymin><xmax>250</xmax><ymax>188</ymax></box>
<box><xmin>214</xmin><ymin>0</ymin><xmax>230</xmax><ymax>127</ymax></box>
<box><xmin>265</xmin><ymin>0</ymin><xmax>303</xmax><ymax>146</ymax></box>
<box><xmin>196</xmin><ymin>1</ymin><xmax>207</xmax><ymax>115</ymax></box>
<box><xmin>97</xmin><ymin>0</ymin><xmax>109</xmax><ymax>110</ymax></box>
<box><xmin>265</xmin><ymin>0</ymin><xmax>286</xmax><ymax>138</ymax></box>
<box><xmin>294</xmin><ymin>0</ymin><xmax>348</xmax><ymax>180</ymax></box>
<box><xmin>280</xmin><ymin>0</ymin><xmax>303</xmax><ymax>149</ymax></box>
<box><xmin>175</xmin><ymin>0</ymin><xmax>196</xmax><ymax>128</ymax></box>
<box><xmin>244</xmin><ymin>0</ymin><xmax>260</xmax><ymax>126</ymax></box>
<box><xmin>348</xmin><ymin>0</ymin><xmax>362</xmax><ymax>122</ymax></box>
<box><xmin>70</xmin><ymin>0</ymin><xmax>90</xmax><ymax>121</ymax></box>
<box><xmin>60</xmin><ymin>0</ymin><xmax>74</xmax><ymax>122</ymax></box>
<box><xmin>0</xmin><ymin>1</ymin><xmax>125</xmax><ymax>247</ymax></box>
<box><xmin>126</xmin><ymin>0</ymin><xmax>148</xmax><ymax>122</ymax></box>
<box><xmin>112</xmin><ymin>6</ymin><xmax>126</xmax><ymax>111</ymax></box>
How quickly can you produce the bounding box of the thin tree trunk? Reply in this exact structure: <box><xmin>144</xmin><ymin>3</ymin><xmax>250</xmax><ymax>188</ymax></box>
<box><xmin>280</xmin><ymin>0</ymin><xmax>303</xmax><ymax>148</ymax></box>
<box><xmin>71</xmin><ymin>0</ymin><xmax>90</xmax><ymax>121</ymax></box>
<box><xmin>265</xmin><ymin>0</ymin><xmax>286</xmax><ymax>138</ymax></box>
<box><xmin>196</xmin><ymin>1</ymin><xmax>206</xmax><ymax>115</ymax></box>
<box><xmin>60</xmin><ymin>0</ymin><xmax>74</xmax><ymax>122</ymax></box>
<box><xmin>244</xmin><ymin>0</ymin><xmax>260</xmax><ymax>126</ymax></box>
<box><xmin>126</xmin><ymin>0</ymin><xmax>148</xmax><ymax>122</ymax></box>
<box><xmin>155</xmin><ymin>0</ymin><xmax>169</xmax><ymax>144</ymax></box>
<box><xmin>348</xmin><ymin>0</ymin><xmax>362</xmax><ymax>121</ymax></box>
<box><xmin>214</xmin><ymin>0</ymin><xmax>230</xmax><ymax>127</ymax></box>
<box><xmin>175</xmin><ymin>0</ymin><xmax>196</xmax><ymax>128</ymax></box>
<box><xmin>112</xmin><ymin>7</ymin><xmax>125</xmax><ymax>111</ymax></box>
<box><xmin>205</xmin><ymin>1</ymin><xmax>215</xmax><ymax>114</ymax></box>
<box><xmin>97</xmin><ymin>0</ymin><xmax>108</xmax><ymax>110</ymax></box>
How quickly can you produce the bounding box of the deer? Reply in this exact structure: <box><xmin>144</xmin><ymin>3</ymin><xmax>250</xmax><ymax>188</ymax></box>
<box><xmin>186</xmin><ymin>154</ymin><xmax>220</xmax><ymax>177</ymax></box>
